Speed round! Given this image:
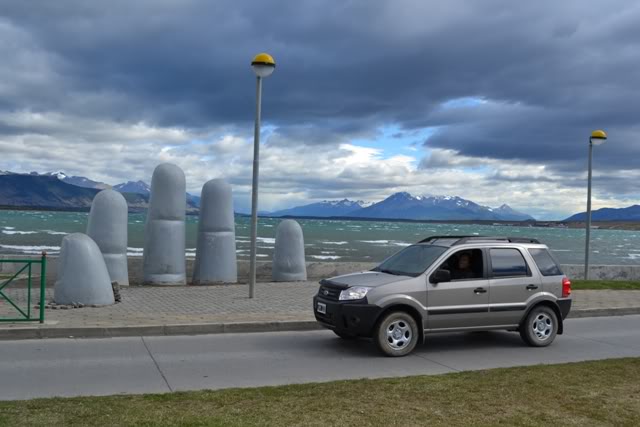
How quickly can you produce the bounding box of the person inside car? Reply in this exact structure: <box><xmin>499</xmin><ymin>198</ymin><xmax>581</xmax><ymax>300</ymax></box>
<box><xmin>452</xmin><ymin>252</ymin><xmax>475</xmax><ymax>280</ymax></box>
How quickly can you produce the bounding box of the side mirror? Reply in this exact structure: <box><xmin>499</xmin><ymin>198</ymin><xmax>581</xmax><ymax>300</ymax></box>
<box><xmin>430</xmin><ymin>269</ymin><xmax>451</xmax><ymax>284</ymax></box>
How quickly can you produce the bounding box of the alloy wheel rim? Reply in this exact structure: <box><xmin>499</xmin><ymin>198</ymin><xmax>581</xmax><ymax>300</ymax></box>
<box><xmin>531</xmin><ymin>312</ymin><xmax>553</xmax><ymax>341</ymax></box>
<box><xmin>386</xmin><ymin>319</ymin><xmax>412</xmax><ymax>350</ymax></box>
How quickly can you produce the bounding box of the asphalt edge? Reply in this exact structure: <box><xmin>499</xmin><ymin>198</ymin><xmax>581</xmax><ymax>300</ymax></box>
<box><xmin>1</xmin><ymin>307</ymin><xmax>638</xmax><ymax>340</ymax></box>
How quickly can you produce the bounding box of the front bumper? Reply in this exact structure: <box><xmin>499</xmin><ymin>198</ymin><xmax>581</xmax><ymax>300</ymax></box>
<box><xmin>313</xmin><ymin>295</ymin><xmax>382</xmax><ymax>337</ymax></box>
<box><xmin>557</xmin><ymin>298</ymin><xmax>572</xmax><ymax>320</ymax></box>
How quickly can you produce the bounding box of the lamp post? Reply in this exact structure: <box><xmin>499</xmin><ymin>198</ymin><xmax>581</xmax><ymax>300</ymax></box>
<box><xmin>248</xmin><ymin>53</ymin><xmax>276</xmax><ymax>298</ymax></box>
<box><xmin>584</xmin><ymin>129</ymin><xmax>607</xmax><ymax>280</ymax></box>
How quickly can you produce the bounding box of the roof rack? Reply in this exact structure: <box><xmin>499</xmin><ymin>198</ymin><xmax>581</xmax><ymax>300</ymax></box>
<box><xmin>418</xmin><ymin>236</ymin><xmax>540</xmax><ymax>246</ymax></box>
<box><xmin>418</xmin><ymin>235</ymin><xmax>475</xmax><ymax>244</ymax></box>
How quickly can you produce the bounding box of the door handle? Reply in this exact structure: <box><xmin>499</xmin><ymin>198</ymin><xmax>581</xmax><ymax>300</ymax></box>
<box><xmin>474</xmin><ymin>287</ymin><xmax>487</xmax><ymax>294</ymax></box>
<box><xmin>526</xmin><ymin>284</ymin><xmax>539</xmax><ymax>291</ymax></box>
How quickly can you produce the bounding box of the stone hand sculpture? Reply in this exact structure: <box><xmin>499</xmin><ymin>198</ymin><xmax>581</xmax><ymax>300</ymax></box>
<box><xmin>54</xmin><ymin>233</ymin><xmax>115</xmax><ymax>305</ymax></box>
<box><xmin>87</xmin><ymin>189</ymin><xmax>129</xmax><ymax>286</ymax></box>
<box><xmin>143</xmin><ymin>163</ymin><xmax>186</xmax><ymax>285</ymax></box>
<box><xmin>272</xmin><ymin>219</ymin><xmax>307</xmax><ymax>281</ymax></box>
<box><xmin>193</xmin><ymin>179</ymin><xmax>238</xmax><ymax>284</ymax></box>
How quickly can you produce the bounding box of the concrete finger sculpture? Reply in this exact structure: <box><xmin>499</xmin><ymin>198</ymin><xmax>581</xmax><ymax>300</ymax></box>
<box><xmin>192</xmin><ymin>179</ymin><xmax>237</xmax><ymax>284</ymax></box>
<box><xmin>87</xmin><ymin>189</ymin><xmax>129</xmax><ymax>286</ymax></box>
<box><xmin>272</xmin><ymin>219</ymin><xmax>307</xmax><ymax>281</ymax></box>
<box><xmin>54</xmin><ymin>233</ymin><xmax>115</xmax><ymax>305</ymax></box>
<box><xmin>143</xmin><ymin>163</ymin><xmax>186</xmax><ymax>285</ymax></box>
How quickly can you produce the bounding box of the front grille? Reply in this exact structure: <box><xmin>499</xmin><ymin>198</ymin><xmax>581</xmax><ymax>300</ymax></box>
<box><xmin>318</xmin><ymin>285</ymin><xmax>341</xmax><ymax>301</ymax></box>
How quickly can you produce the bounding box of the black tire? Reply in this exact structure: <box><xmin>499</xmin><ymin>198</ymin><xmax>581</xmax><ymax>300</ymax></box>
<box><xmin>333</xmin><ymin>330</ymin><xmax>357</xmax><ymax>340</ymax></box>
<box><xmin>374</xmin><ymin>311</ymin><xmax>419</xmax><ymax>357</ymax></box>
<box><xmin>520</xmin><ymin>305</ymin><xmax>558</xmax><ymax>347</ymax></box>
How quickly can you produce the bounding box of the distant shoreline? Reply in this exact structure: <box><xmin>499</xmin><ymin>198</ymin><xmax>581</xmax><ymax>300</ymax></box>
<box><xmin>2</xmin><ymin>205</ymin><xmax>639</xmax><ymax>230</ymax></box>
<box><xmin>265</xmin><ymin>215</ymin><xmax>640</xmax><ymax>231</ymax></box>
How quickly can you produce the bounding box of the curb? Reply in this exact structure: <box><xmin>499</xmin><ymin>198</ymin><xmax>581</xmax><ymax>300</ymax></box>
<box><xmin>0</xmin><ymin>320</ymin><xmax>324</xmax><ymax>340</ymax></box>
<box><xmin>566</xmin><ymin>307</ymin><xmax>640</xmax><ymax>319</ymax></box>
<box><xmin>1</xmin><ymin>307</ymin><xmax>639</xmax><ymax>340</ymax></box>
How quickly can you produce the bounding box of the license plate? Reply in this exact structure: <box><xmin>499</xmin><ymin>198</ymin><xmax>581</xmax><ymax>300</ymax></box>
<box><xmin>316</xmin><ymin>302</ymin><xmax>327</xmax><ymax>314</ymax></box>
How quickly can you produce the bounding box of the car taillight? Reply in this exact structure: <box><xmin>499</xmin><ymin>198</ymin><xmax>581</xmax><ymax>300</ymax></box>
<box><xmin>562</xmin><ymin>277</ymin><xmax>571</xmax><ymax>298</ymax></box>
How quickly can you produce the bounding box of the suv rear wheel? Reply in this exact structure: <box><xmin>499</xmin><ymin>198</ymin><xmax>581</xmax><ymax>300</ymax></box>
<box><xmin>520</xmin><ymin>305</ymin><xmax>558</xmax><ymax>347</ymax></box>
<box><xmin>374</xmin><ymin>311</ymin><xmax>419</xmax><ymax>357</ymax></box>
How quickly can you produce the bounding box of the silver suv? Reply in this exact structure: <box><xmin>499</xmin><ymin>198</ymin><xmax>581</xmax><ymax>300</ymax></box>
<box><xmin>313</xmin><ymin>236</ymin><xmax>572</xmax><ymax>357</ymax></box>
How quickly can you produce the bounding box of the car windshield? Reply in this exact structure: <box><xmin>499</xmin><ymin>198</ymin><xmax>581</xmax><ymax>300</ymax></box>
<box><xmin>372</xmin><ymin>244</ymin><xmax>447</xmax><ymax>277</ymax></box>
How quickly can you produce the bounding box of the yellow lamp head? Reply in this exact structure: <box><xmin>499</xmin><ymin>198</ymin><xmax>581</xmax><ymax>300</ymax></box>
<box><xmin>251</xmin><ymin>53</ymin><xmax>276</xmax><ymax>78</ymax></box>
<box><xmin>590</xmin><ymin>129</ymin><xmax>607</xmax><ymax>145</ymax></box>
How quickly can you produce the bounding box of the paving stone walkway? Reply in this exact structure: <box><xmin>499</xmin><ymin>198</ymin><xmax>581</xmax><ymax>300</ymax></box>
<box><xmin>2</xmin><ymin>283</ymin><xmax>640</xmax><ymax>332</ymax></box>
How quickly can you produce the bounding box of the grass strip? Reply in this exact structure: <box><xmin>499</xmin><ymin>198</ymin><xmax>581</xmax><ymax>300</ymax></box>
<box><xmin>571</xmin><ymin>280</ymin><xmax>640</xmax><ymax>290</ymax></box>
<box><xmin>0</xmin><ymin>358</ymin><xmax>639</xmax><ymax>426</ymax></box>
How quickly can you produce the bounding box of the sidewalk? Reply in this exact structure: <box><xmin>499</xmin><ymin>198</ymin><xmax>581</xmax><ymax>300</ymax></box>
<box><xmin>2</xmin><ymin>283</ymin><xmax>640</xmax><ymax>339</ymax></box>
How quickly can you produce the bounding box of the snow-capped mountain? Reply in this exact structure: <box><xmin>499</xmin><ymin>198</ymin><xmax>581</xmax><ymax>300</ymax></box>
<box><xmin>19</xmin><ymin>171</ymin><xmax>112</xmax><ymax>189</ymax></box>
<box><xmin>270</xmin><ymin>199</ymin><xmax>371</xmax><ymax>217</ymax></box>
<box><xmin>269</xmin><ymin>193</ymin><xmax>533</xmax><ymax>220</ymax></box>
<box><xmin>45</xmin><ymin>171</ymin><xmax>68</xmax><ymax>180</ymax></box>
<box><xmin>347</xmin><ymin>192</ymin><xmax>535</xmax><ymax>221</ymax></box>
<box><xmin>113</xmin><ymin>180</ymin><xmax>151</xmax><ymax>195</ymax></box>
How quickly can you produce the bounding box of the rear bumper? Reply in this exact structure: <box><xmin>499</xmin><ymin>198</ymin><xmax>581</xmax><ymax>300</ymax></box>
<box><xmin>557</xmin><ymin>298</ymin><xmax>572</xmax><ymax>320</ymax></box>
<box><xmin>313</xmin><ymin>296</ymin><xmax>382</xmax><ymax>337</ymax></box>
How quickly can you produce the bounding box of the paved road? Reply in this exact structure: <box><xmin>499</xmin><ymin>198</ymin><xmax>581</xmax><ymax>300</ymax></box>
<box><xmin>1</xmin><ymin>315</ymin><xmax>639</xmax><ymax>401</ymax></box>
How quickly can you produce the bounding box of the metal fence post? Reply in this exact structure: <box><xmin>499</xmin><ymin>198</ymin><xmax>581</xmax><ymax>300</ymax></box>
<box><xmin>39</xmin><ymin>252</ymin><xmax>47</xmax><ymax>323</ymax></box>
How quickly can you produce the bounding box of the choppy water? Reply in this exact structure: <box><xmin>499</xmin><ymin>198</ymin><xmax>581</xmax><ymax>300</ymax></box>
<box><xmin>0</xmin><ymin>210</ymin><xmax>639</xmax><ymax>265</ymax></box>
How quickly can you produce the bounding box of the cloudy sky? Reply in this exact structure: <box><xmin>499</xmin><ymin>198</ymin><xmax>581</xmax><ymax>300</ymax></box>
<box><xmin>0</xmin><ymin>0</ymin><xmax>638</xmax><ymax>219</ymax></box>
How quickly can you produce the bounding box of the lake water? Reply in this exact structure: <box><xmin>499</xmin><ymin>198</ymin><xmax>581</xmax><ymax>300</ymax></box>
<box><xmin>0</xmin><ymin>210</ymin><xmax>639</xmax><ymax>265</ymax></box>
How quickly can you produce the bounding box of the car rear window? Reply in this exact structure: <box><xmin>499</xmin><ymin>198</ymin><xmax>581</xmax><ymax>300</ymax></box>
<box><xmin>528</xmin><ymin>248</ymin><xmax>563</xmax><ymax>276</ymax></box>
<box><xmin>490</xmin><ymin>248</ymin><xmax>529</xmax><ymax>278</ymax></box>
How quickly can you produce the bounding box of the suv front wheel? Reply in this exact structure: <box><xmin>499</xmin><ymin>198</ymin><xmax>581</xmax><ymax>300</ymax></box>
<box><xmin>520</xmin><ymin>305</ymin><xmax>558</xmax><ymax>347</ymax></box>
<box><xmin>374</xmin><ymin>311</ymin><xmax>419</xmax><ymax>357</ymax></box>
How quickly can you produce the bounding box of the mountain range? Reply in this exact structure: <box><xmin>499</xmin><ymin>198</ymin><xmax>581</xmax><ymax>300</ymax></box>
<box><xmin>0</xmin><ymin>173</ymin><xmax>148</xmax><ymax>210</ymax></box>
<box><xmin>271</xmin><ymin>192</ymin><xmax>535</xmax><ymax>221</ymax></box>
<box><xmin>564</xmin><ymin>205</ymin><xmax>640</xmax><ymax>222</ymax></box>
<box><xmin>0</xmin><ymin>171</ymin><xmax>198</xmax><ymax>211</ymax></box>
<box><xmin>2</xmin><ymin>170</ymin><xmax>637</xmax><ymax>222</ymax></box>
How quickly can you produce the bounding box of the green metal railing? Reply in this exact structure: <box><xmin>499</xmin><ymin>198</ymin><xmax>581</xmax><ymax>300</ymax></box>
<box><xmin>0</xmin><ymin>253</ymin><xmax>47</xmax><ymax>323</ymax></box>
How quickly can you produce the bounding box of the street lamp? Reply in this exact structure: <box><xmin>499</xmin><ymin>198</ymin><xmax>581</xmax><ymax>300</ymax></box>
<box><xmin>248</xmin><ymin>53</ymin><xmax>276</xmax><ymax>298</ymax></box>
<box><xmin>584</xmin><ymin>129</ymin><xmax>607</xmax><ymax>280</ymax></box>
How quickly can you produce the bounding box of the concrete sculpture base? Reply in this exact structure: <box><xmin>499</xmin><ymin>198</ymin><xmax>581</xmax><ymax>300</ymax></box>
<box><xmin>143</xmin><ymin>163</ymin><xmax>186</xmax><ymax>285</ymax></box>
<box><xmin>272</xmin><ymin>219</ymin><xmax>307</xmax><ymax>282</ymax></box>
<box><xmin>54</xmin><ymin>233</ymin><xmax>115</xmax><ymax>305</ymax></box>
<box><xmin>87</xmin><ymin>189</ymin><xmax>129</xmax><ymax>286</ymax></box>
<box><xmin>193</xmin><ymin>179</ymin><xmax>237</xmax><ymax>284</ymax></box>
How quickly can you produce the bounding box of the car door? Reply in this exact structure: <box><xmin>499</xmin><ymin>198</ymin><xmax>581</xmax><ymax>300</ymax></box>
<box><xmin>488</xmin><ymin>247</ymin><xmax>541</xmax><ymax>325</ymax></box>
<box><xmin>426</xmin><ymin>248</ymin><xmax>491</xmax><ymax>330</ymax></box>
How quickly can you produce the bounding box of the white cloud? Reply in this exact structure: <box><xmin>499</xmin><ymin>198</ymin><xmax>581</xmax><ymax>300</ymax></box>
<box><xmin>0</xmin><ymin>110</ymin><xmax>633</xmax><ymax>219</ymax></box>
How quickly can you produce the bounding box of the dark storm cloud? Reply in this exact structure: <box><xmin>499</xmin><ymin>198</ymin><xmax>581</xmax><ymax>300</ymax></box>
<box><xmin>1</xmin><ymin>0</ymin><xmax>638</xmax><ymax>182</ymax></box>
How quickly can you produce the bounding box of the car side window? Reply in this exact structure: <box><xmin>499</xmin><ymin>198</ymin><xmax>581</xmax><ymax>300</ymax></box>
<box><xmin>528</xmin><ymin>248</ymin><xmax>563</xmax><ymax>276</ymax></box>
<box><xmin>490</xmin><ymin>248</ymin><xmax>530</xmax><ymax>278</ymax></box>
<box><xmin>437</xmin><ymin>249</ymin><xmax>484</xmax><ymax>281</ymax></box>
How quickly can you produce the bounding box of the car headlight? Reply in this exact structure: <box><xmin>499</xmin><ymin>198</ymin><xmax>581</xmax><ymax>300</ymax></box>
<box><xmin>339</xmin><ymin>286</ymin><xmax>372</xmax><ymax>301</ymax></box>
